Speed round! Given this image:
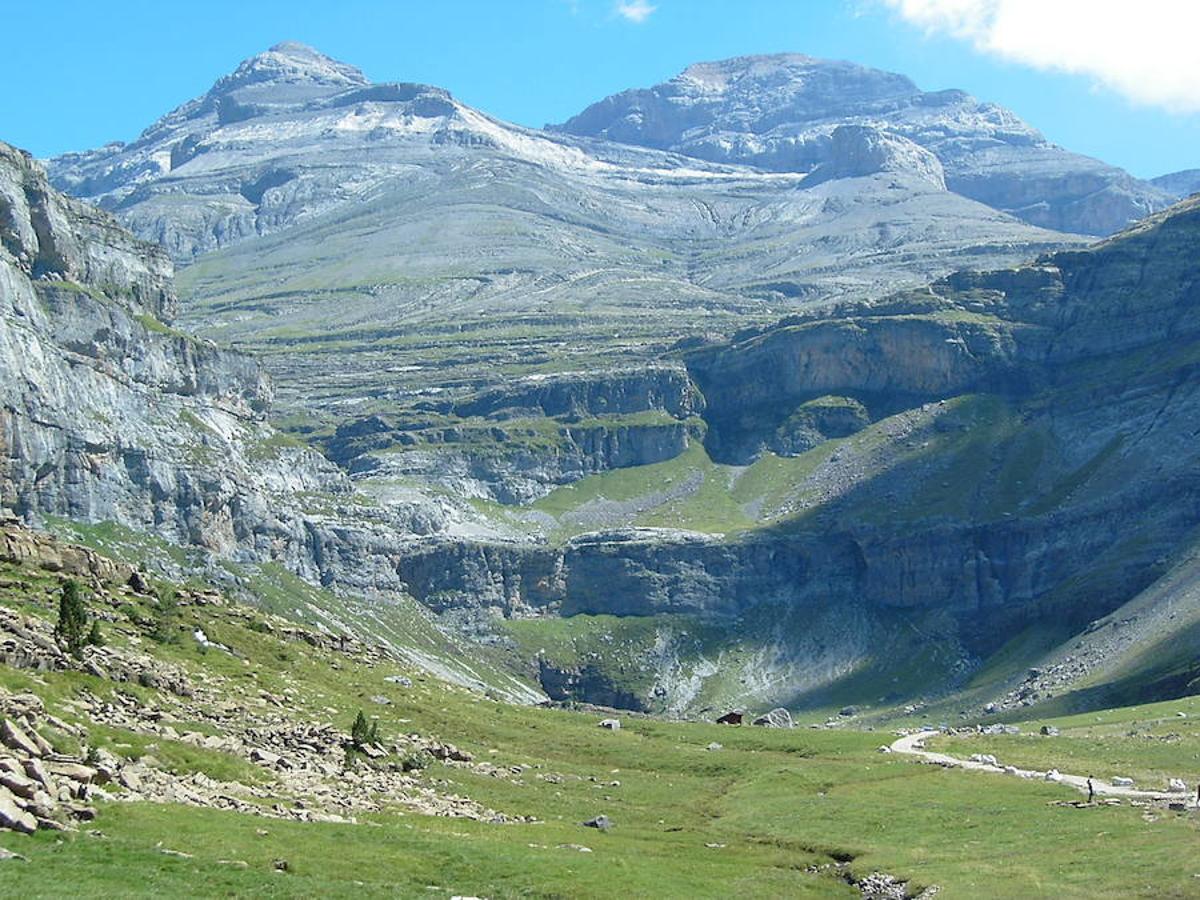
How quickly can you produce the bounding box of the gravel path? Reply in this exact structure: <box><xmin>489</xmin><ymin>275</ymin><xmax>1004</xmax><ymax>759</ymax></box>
<box><xmin>889</xmin><ymin>730</ymin><xmax>1195</xmax><ymax>802</ymax></box>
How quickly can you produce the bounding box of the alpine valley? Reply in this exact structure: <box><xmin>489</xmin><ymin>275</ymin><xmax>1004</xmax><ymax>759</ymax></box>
<box><xmin>3</xmin><ymin>38</ymin><xmax>1200</xmax><ymax>897</ymax></box>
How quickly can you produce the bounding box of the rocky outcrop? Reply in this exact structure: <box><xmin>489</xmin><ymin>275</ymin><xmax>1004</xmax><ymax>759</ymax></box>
<box><xmin>1</xmin><ymin>689</ymin><xmax>100</xmax><ymax>834</ymax></box>
<box><xmin>452</xmin><ymin>365</ymin><xmax>703</xmax><ymax>421</ymax></box>
<box><xmin>328</xmin><ymin>365</ymin><xmax>707</xmax><ymax>503</ymax></box>
<box><xmin>0</xmin><ymin>143</ymin><xmax>174</xmax><ymax>319</ymax></box>
<box><xmin>347</xmin><ymin>418</ymin><xmax>701</xmax><ymax>504</ymax></box>
<box><xmin>807</xmin><ymin>125</ymin><xmax>945</xmax><ymax>189</ymax></box>
<box><xmin>553</xmin><ymin>54</ymin><xmax>1172</xmax><ymax>235</ymax></box>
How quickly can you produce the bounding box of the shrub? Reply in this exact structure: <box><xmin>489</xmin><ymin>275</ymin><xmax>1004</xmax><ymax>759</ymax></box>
<box><xmin>399</xmin><ymin>751</ymin><xmax>428</xmax><ymax>773</ymax></box>
<box><xmin>87</xmin><ymin>618</ymin><xmax>104</xmax><ymax>647</ymax></box>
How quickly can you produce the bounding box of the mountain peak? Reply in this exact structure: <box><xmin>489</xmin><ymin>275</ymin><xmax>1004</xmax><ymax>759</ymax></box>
<box><xmin>211</xmin><ymin>41</ymin><xmax>368</xmax><ymax>96</ymax></box>
<box><xmin>676</xmin><ymin>53</ymin><xmax>917</xmax><ymax>97</ymax></box>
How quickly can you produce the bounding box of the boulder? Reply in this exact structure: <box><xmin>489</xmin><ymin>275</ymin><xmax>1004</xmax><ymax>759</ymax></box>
<box><xmin>426</xmin><ymin>743</ymin><xmax>473</xmax><ymax>763</ymax></box>
<box><xmin>752</xmin><ymin>708</ymin><xmax>794</xmax><ymax>728</ymax></box>
<box><xmin>716</xmin><ymin>711</ymin><xmax>743</xmax><ymax>725</ymax></box>
<box><xmin>1045</xmin><ymin>769</ymin><xmax>1063</xmax><ymax>783</ymax></box>
<box><xmin>249</xmin><ymin>748</ymin><xmax>283</xmax><ymax>767</ymax></box>
<box><xmin>598</xmin><ymin>719</ymin><xmax>621</xmax><ymax>731</ymax></box>
<box><xmin>1112</xmin><ymin>776</ymin><xmax>1134</xmax><ymax>787</ymax></box>
<box><xmin>45</xmin><ymin>762</ymin><xmax>96</xmax><ymax>784</ymax></box>
<box><xmin>581</xmin><ymin>815</ymin><xmax>611</xmax><ymax>831</ymax></box>
<box><xmin>0</xmin><ymin>785</ymin><xmax>36</xmax><ymax>834</ymax></box>
<box><xmin>706</xmin><ymin>742</ymin><xmax>723</xmax><ymax>752</ymax></box>
<box><xmin>1039</xmin><ymin>725</ymin><xmax>1060</xmax><ymax>736</ymax></box>
<box><xmin>1</xmin><ymin>719</ymin><xmax>41</xmax><ymax>757</ymax></box>
<box><xmin>1168</xmin><ymin>778</ymin><xmax>1188</xmax><ymax>792</ymax></box>
<box><xmin>0</xmin><ymin>771</ymin><xmax>38</xmax><ymax>800</ymax></box>
<box><xmin>21</xmin><ymin>759</ymin><xmax>52</xmax><ymax>790</ymax></box>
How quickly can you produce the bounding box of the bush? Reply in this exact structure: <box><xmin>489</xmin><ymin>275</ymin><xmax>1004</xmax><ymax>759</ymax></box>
<box><xmin>399</xmin><ymin>751</ymin><xmax>428</xmax><ymax>773</ymax></box>
<box><xmin>87</xmin><ymin>618</ymin><xmax>104</xmax><ymax>647</ymax></box>
<box><xmin>56</xmin><ymin>579</ymin><xmax>90</xmax><ymax>658</ymax></box>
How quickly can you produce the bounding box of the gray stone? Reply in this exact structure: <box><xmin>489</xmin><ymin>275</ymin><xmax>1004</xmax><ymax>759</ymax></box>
<box><xmin>752</xmin><ymin>708</ymin><xmax>793</xmax><ymax>728</ymax></box>
<box><xmin>0</xmin><ymin>771</ymin><xmax>38</xmax><ymax>800</ymax></box>
<box><xmin>0</xmin><ymin>719</ymin><xmax>41</xmax><ymax>757</ymax></box>
<box><xmin>249</xmin><ymin>748</ymin><xmax>283</xmax><ymax>767</ymax></box>
<box><xmin>0</xmin><ymin>785</ymin><xmax>36</xmax><ymax>834</ymax></box>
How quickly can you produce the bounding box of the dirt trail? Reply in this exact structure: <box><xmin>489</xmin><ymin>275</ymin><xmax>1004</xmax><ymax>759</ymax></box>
<box><xmin>889</xmin><ymin>730</ymin><xmax>1195</xmax><ymax>802</ymax></box>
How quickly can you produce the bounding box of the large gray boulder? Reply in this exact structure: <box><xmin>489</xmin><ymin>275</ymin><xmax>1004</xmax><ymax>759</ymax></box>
<box><xmin>752</xmin><ymin>708</ymin><xmax>794</xmax><ymax>728</ymax></box>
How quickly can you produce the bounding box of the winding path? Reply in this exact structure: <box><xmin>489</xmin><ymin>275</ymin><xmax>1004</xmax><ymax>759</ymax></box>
<box><xmin>889</xmin><ymin>730</ymin><xmax>1194</xmax><ymax>802</ymax></box>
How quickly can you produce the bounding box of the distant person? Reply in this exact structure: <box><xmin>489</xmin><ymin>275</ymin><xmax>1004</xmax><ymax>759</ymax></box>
<box><xmin>1087</xmin><ymin>776</ymin><xmax>1095</xmax><ymax>803</ymax></box>
<box><xmin>1196</xmin><ymin>782</ymin><xmax>1199</xmax><ymax>806</ymax></box>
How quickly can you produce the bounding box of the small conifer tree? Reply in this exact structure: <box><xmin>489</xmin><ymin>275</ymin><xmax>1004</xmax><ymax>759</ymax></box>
<box><xmin>56</xmin><ymin>579</ymin><xmax>89</xmax><ymax>658</ymax></box>
<box><xmin>351</xmin><ymin>710</ymin><xmax>371</xmax><ymax>750</ymax></box>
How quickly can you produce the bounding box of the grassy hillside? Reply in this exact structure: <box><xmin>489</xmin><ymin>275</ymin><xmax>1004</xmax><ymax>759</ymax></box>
<box><xmin>3</xmin><ymin>526</ymin><xmax>1200</xmax><ymax>897</ymax></box>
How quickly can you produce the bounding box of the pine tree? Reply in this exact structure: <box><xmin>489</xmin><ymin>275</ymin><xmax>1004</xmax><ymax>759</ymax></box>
<box><xmin>88</xmin><ymin>618</ymin><xmax>104</xmax><ymax>647</ymax></box>
<box><xmin>56</xmin><ymin>579</ymin><xmax>89</xmax><ymax>658</ymax></box>
<box><xmin>149</xmin><ymin>587</ymin><xmax>180</xmax><ymax>644</ymax></box>
<box><xmin>351</xmin><ymin>710</ymin><xmax>371</xmax><ymax>750</ymax></box>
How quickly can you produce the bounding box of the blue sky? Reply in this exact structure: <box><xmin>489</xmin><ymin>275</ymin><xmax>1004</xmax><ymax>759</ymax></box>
<box><xmin>4</xmin><ymin>0</ymin><xmax>1197</xmax><ymax>179</ymax></box>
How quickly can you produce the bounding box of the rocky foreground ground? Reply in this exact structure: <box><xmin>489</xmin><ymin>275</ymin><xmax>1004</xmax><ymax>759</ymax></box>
<box><xmin>0</xmin><ymin>519</ymin><xmax>541</xmax><ymax>838</ymax></box>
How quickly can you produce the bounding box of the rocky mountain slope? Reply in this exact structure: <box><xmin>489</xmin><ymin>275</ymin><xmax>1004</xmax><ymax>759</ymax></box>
<box><xmin>0</xmin><ymin>139</ymin><xmax>540</xmax><ymax>702</ymax></box>
<box><xmin>1153</xmin><ymin>168</ymin><xmax>1200</xmax><ymax>199</ymax></box>
<box><xmin>553</xmin><ymin>54</ymin><xmax>1173</xmax><ymax>236</ymax></box>
<box><xmin>12</xmin><ymin>44</ymin><xmax>1200</xmax><ymax>722</ymax></box>
<box><xmin>386</xmin><ymin>194</ymin><xmax>1200</xmax><ymax>717</ymax></box>
<box><xmin>45</xmin><ymin>43</ymin><xmax>1086</xmax><ymax>509</ymax></box>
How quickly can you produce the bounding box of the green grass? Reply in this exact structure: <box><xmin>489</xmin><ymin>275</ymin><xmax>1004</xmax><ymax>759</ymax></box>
<box><xmin>523</xmin><ymin>441</ymin><xmax>842</xmax><ymax>539</ymax></box>
<box><xmin>5</xmin><ymin>541</ymin><xmax>1200</xmax><ymax>896</ymax></box>
<box><xmin>929</xmin><ymin>694</ymin><xmax>1200</xmax><ymax>795</ymax></box>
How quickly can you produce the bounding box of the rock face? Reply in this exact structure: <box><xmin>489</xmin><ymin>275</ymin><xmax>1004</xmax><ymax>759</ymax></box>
<box><xmin>324</xmin><ymin>365</ymin><xmax>707</xmax><ymax>503</ymax></box>
<box><xmin>808</xmin><ymin>125</ymin><xmax>945</xmax><ymax>189</ymax></box>
<box><xmin>0</xmin><ymin>141</ymin><xmax>350</xmax><ymax>556</ymax></box>
<box><xmin>553</xmin><ymin>54</ymin><xmax>1173</xmax><ymax>236</ymax></box>
<box><xmin>452</xmin><ymin>365</ymin><xmax>703</xmax><ymax>422</ymax></box>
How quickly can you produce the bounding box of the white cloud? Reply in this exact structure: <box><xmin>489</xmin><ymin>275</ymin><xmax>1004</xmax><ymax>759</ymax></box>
<box><xmin>883</xmin><ymin>0</ymin><xmax>1200</xmax><ymax>113</ymax></box>
<box><xmin>615</xmin><ymin>0</ymin><xmax>657</xmax><ymax>24</ymax></box>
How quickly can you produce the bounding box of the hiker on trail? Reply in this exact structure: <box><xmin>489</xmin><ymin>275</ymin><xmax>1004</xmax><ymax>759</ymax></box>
<box><xmin>1087</xmin><ymin>776</ymin><xmax>1095</xmax><ymax>803</ymax></box>
<box><xmin>1196</xmin><ymin>782</ymin><xmax>1199</xmax><ymax>806</ymax></box>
